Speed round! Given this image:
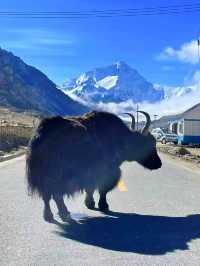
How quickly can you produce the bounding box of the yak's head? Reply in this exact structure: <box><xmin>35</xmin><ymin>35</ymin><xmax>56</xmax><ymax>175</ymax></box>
<box><xmin>123</xmin><ymin>111</ymin><xmax>162</xmax><ymax>170</ymax></box>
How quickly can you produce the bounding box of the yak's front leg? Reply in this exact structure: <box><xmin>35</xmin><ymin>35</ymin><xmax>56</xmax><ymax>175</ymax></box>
<box><xmin>85</xmin><ymin>188</ymin><xmax>95</xmax><ymax>209</ymax></box>
<box><xmin>98</xmin><ymin>190</ymin><xmax>109</xmax><ymax>212</ymax></box>
<box><xmin>42</xmin><ymin>192</ymin><xmax>54</xmax><ymax>222</ymax></box>
<box><xmin>98</xmin><ymin>168</ymin><xmax>121</xmax><ymax>212</ymax></box>
<box><xmin>53</xmin><ymin>194</ymin><xmax>70</xmax><ymax>222</ymax></box>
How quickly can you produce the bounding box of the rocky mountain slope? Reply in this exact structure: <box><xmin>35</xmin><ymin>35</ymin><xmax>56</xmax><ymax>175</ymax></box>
<box><xmin>0</xmin><ymin>47</ymin><xmax>88</xmax><ymax>116</ymax></box>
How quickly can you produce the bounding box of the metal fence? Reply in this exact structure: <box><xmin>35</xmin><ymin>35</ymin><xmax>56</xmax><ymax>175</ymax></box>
<box><xmin>0</xmin><ymin>125</ymin><xmax>34</xmax><ymax>151</ymax></box>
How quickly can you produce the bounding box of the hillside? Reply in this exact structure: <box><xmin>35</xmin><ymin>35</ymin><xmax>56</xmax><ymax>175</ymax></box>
<box><xmin>0</xmin><ymin>47</ymin><xmax>88</xmax><ymax>116</ymax></box>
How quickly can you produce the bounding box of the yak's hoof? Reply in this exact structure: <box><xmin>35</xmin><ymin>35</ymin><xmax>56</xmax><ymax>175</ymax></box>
<box><xmin>98</xmin><ymin>201</ymin><xmax>109</xmax><ymax>212</ymax></box>
<box><xmin>43</xmin><ymin>211</ymin><xmax>54</xmax><ymax>223</ymax></box>
<box><xmin>85</xmin><ymin>199</ymin><xmax>95</xmax><ymax>210</ymax></box>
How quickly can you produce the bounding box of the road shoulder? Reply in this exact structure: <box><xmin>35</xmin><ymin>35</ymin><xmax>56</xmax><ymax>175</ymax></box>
<box><xmin>160</xmin><ymin>152</ymin><xmax>200</xmax><ymax>176</ymax></box>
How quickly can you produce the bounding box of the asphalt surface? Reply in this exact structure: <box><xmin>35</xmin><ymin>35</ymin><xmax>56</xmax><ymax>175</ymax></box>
<box><xmin>1</xmin><ymin>155</ymin><xmax>200</xmax><ymax>266</ymax></box>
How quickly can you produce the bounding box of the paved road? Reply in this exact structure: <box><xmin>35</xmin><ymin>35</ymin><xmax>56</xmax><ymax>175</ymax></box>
<box><xmin>1</xmin><ymin>155</ymin><xmax>200</xmax><ymax>266</ymax></box>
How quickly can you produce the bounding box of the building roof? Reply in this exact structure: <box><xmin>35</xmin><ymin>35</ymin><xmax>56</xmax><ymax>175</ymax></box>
<box><xmin>153</xmin><ymin>102</ymin><xmax>200</xmax><ymax>128</ymax></box>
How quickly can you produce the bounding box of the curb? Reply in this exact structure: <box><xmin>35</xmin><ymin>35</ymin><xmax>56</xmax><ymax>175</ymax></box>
<box><xmin>0</xmin><ymin>150</ymin><xmax>26</xmax><ymax>163</ymax></box>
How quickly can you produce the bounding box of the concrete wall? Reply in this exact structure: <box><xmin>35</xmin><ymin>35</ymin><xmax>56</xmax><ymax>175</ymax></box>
<box><xmin>183</xmin><ymin>104</ymin><xmax>200</xmax><ymax>119</ymax></box>
<box><xmin>184</xmin><ymin>120</ymin><xmax>200</xmax><ymax>136</ymax></box>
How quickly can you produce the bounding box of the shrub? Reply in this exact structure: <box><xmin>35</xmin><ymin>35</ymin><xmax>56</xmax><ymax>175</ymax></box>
<box><xmin>177</xmin><ymin>147</ymin><xmax>191</xmax><ymax>156</ymax></box>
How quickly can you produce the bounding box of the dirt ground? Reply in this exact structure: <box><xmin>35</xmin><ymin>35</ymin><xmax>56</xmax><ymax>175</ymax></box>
<box><xmin>157</xmin><ymin>142</ymin><xmax>200</xmax><ymax>169</ymax></box>
<box><xmin>157</xmin><ymin>143</ymin><xmax>200</xmax><ymax>156</ymax></box>
<box><xmin>0</xmin><ymin>107</ymin><xmax>39</xmax><ymax>126</ymax></box>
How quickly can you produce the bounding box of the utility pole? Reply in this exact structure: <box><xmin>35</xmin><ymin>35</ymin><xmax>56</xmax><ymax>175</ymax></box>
<box><xmin>198</xmin><ymin>38</ymin><xmax>200</xmax><ymax>63</ymax></box>
<box><xmin>136</xmin><ymin>104</ymin><xmax>139</xmax><ymax>130</ymax></box>
<box><xmin>154</xmin><ymin>115</ymin><xmax>158</xmax><ymax>121</ymax></box>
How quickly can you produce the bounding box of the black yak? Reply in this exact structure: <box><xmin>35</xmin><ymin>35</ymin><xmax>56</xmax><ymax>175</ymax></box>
<box><xmin>26</xmin><ymin>111</ymin><xmax>162</xmax><ymax>222</ymax></box>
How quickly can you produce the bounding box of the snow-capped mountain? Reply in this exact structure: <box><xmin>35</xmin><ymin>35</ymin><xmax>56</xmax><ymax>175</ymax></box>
<box><xmin>62</xmin><ymin>61</ymin><xmax>165</xmax><ymax>104</ymax></box>
<box><xmin>154</xmin><ymin>84</ymin><xmax>194</xmax><ymax>99</ymax></box>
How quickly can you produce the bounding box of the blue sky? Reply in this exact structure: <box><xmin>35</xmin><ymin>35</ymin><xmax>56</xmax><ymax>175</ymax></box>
<box><xmin>0</xmin><ymin>0</ymin><xmax>199</xmax><ymax>86</ymax></box>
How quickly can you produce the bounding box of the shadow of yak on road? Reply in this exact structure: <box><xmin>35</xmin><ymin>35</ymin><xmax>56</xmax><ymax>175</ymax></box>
<box><xmin>53</xmin><ymin>211</ymin><xmax>200</xmax><ymax>255</ymax></box>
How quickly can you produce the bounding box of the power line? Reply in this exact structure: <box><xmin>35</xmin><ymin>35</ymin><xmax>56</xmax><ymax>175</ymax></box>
<box><xmin>0</xmin><ymin>3</ymin><xmax>200</xmax><ymax>19</ymax></box>
<box><xmin>1</xmin><ymin>2</ymin><xmax>200</xmax><ymax>14</ymax></box>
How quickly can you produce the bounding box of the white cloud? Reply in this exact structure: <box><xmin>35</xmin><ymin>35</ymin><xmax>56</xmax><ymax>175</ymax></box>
<box><xmin>158</xmin><ymin>40</ymin><xmax>199</xmax><ymax>64</ymax></box>
<box><xmin>139</xmin><ymin>89</ymin><xmax>200</xmax><ymax>118</ymax></box>
<box><xmin>192</xmin><ymin>70</ymin><xmax>200</xmax><ymax>85</ymax></box>
<box><xmin>92</xmin><ymin>100</ymin><xmax>136</xmax><ymax>114</ymax></box>
<box><xmin>37</xmin><ymin>38</ymin><xmax>73</xmax><ymax>45</ymax></box>
<box><xmin>0</xmin><ymin>27</ymin><xmax>75</xmax><ymax>54</ymax></box>
<box><xmin>94</xmin><ymin>92</ymin><xmax>200</xmax><ymax>119</ymax></box>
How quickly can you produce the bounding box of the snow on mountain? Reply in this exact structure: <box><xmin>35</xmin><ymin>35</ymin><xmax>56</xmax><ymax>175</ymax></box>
<box><xmin>138</xmin><ymin>73</ymin><xmax>200</xmax><ymax>118</ymax></box>
<box><xmin>62</xmin><ymin>61</ymin><xmax>165</xmax><ymax>104</ymax></box>
<box><xmin>165</xmin><ymin>86</ymin><xmax>193</xmax><ymax>98</ymax></box>
<box><xmin>97</xmin><ymin>75</ymin><xmax>118</xmax><ymax>90</ymax></box>
<box><xmin>154</xmin><ymin>84</ymin><xmax>194</xmax><ymax>99</ymax></box>
<box><xmin>62</xmin><ymin>78</ymin><xmax>76</xmax><ymax>89</ymax></box>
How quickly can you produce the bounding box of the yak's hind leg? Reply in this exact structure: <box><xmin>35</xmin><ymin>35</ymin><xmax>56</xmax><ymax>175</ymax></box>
<box><xmin>42</xmin><ymin>192</ymin><xmax>54</xmax><ymax>222</ymax></box>
<box><xmin>53</xmin><ymin>194</ymin><xmax>70</xmax><ymax>222</ymax></box>
<box><xmin>85</xmin><ymin>188</ymin><xmax>95</xmax><ymax>209</ymax></box>
<box><xmin>98</xmin><ymin>168</ymin><xmax>121</xmax><ymax>212</ymax></box>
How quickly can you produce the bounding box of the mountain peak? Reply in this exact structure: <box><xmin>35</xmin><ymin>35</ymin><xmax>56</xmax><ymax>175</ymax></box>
<box><xmin>62</xmin><ymin>62</ymin><xmax>164</xmax><ymax>104</ymax></box>
<box><xmin>115</xmin><ymin>61</ymin><xmax>129</xmax><ymax>69</ymax></box>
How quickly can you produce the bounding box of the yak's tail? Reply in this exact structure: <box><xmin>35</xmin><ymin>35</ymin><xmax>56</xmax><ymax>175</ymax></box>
<box><xmin>25</xmin><ymin>138</ymin><xmax>43</xmax><ymax>197</ymax></box>
<box><xmin>26</xmin><ymin>116</ymin><xmax>65</xmax><ymax>197</ymax></box>
<box><xmin>26</xmin><ymin>149</ymin><xmax>37</xmax><ymax>196</ymax></box>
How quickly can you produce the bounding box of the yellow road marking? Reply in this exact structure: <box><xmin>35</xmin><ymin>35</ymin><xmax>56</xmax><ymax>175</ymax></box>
<box><xmin>118</xmin><ymin>179</ymin><xmax>128</xmax><ymax>192</ymax></box>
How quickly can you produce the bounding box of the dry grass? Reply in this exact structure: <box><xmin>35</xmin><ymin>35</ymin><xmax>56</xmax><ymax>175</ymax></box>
<box><xmin>184</xmin><ymin>147</ymin><xmax>200</xmax><ymax>156</ymax></box>
<box><xmin>157</xmin><ymin>143</ymin><xmax>200</xmax><ymax>166</ymax></box>
<box><xmin>0</xmin><ymin>107</ymin><xmax>39</xmax><ymax>126</ymax></box>
<box><xmin>157</xmin><ymin>143</ymin><xmax>200</xmax><ymax>157</ymax></box>
<box><xmin>0</xmin><ymin>107</ymin><xmax>40</xmax><ymax>152</ymax></box>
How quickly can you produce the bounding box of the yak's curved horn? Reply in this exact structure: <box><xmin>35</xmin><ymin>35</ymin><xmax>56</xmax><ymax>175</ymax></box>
<box><xmin>123</xmin><ymin>113</ymin><xmax>135</xmax><ymax>130</ymax></box>
<box><xmin>137</xmin><ymin>111</ymin><xmax>151</xmax><ymax>135</ymax></box>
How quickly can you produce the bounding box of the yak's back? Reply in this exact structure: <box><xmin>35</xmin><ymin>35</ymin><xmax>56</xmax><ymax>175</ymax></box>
<box><xmin>29</xmin><ymin>111</ymin><xmax>128</xmax><ymax>154</ymax></box>
<box><xmin>29</xmin><ymin>116</ymin><xmax>88</xmax><ymax>149</ymax></box>
<box><xmin>72</xmin><ymin>111</ymin><xmax>129</xmax><ymax>138</ymax></box>
<box><xmin>70</xmin><ymin>111</ymin><xmax>130</xmax><ymax>160</ymax></box>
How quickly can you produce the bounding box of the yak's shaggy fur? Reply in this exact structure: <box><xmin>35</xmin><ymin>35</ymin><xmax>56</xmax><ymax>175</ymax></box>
<box><xmin>26</xmin><ymin>111</ymin><xmax>162</xmax><ymax>221</ymax></box>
